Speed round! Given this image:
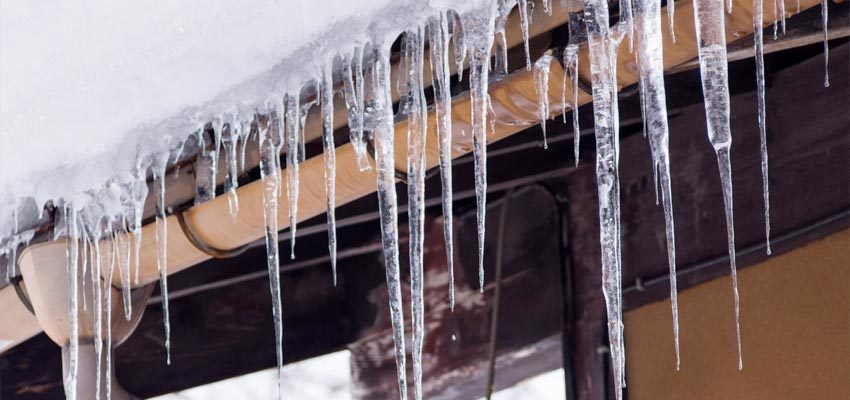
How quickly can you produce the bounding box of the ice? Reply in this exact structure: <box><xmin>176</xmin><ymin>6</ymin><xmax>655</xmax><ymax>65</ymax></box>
<box><xmin>106</xmin><ymin>230</ymin><xmax>117</xmax><ymax>400</ymax></box>
<box><xmin>1</xmin><ymin>229</ymin><xmax>35</xmax><ymax>280</ymax></box>
<box><xmin>428</xmin><ymin>13</ymin><xmax>457</xmax><ymax>310</ymax></box>
<box><xmin>115</xmin><ymin>220</ymin><xmax>133</xmax><ymax>322</ymax></box>
<box><xmin>821</xmin><ymin>0</ymin><xmax>830</xmax><ymax>87</ymax></box>
<box><xmin>584</xmin><ymin>0</ymin><xmax>627</xmax><ymax>394</ymax></box>
<box><xmin>518</xmin><ymin>0</ymin><xmax>532</xmax><ymax>69</ymax></box>
<box><xmin>495</xmin><ymin>0</ymin><xmax>518</xmax><ymax>74</ymax></box>
<box><xmin>635</xmin><ymin>0</ymin><xmax>680</xmax><ymax>369</ymax></box>
<box><xmin>453</xmin><ymin>13</ymin><xmax>469</xmax><ymax>81</ymax></box>
<box><xmin>342</xmin><ymin>49</ymin><xmax>372</xmax><ymax>172</ymax></box>
<box><xmin>285</xmin><ymin>94</ymin><xmax>302</xmax><ymax>260</ymax></box>
<box><xmin>403</xmin><ymin>28</ymin><xmax>428</xmax><ymax>400</ymax></box>
<box><xmin>89</xmin><ymin>239</ymin><xmax>103</xmax><ymax>400</ymax></box>
<box><xmin>193</xmin><ymin>138</ymin><xmax>216</xmax><ymax>205</ymax></box>
<box><xmin>320</xmin><ymin>64</ymin><xmax>339</xmax><ymax>286</ymax></box>
<box><xmin>463</xmin><ymin>2</ymin><xmax>499</xmax><ymax>293</ymax></box>
<box><xmin>533</xmin><ymin>54</ymin><xmax>555</xmax><ymax>149</ymax></box>
<box><xmin>153</xmin><ymin>157</ymin><xmax>173</xmax><ymax>365</ymax></box>
<box><xmin>692</xmin><ymin>0</ymin><xmax>744</xmax><ymax>369</ymax></box>
<box><xmin>64</xmin><ymin>206</ymin><xmax>80</xmax><ymax>400</ymax></box>
<box><xmin>563</xmin><ymin>44</ymin><xmax>581</xmax><ymax>165</ymax></box>
<box><xmin>129</xmin><ymin>165</ymin><xmax>148</xmax><ymax>286</ymax></box>
<box><xmin>371</xmin><ymin>44</ymin><xmax>408</xmax><ymax>400</ymax></box>
<box><xmin>754</xmin><ymin>0</ymin><xmax>773</xmax><ymax>255</ymax></box>
<box><xmin>669</xmin><ymin>0</ymin><xmax>677</xmax><ymax>42</ymax></box>
<box><xmin>223</xmin><ymin>121</ymin><xmax>241</xmax><ymax>218</ymax></box>
<box><xmin>259</xmin><ymin>110</ymin><xmax>285</xmax><ymax>399</ymax></box>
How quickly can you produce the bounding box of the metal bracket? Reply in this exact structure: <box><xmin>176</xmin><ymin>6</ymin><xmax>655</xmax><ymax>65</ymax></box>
<box><xmin>174</xmin><ymin>209</ymin><xmax>250</xmax><ymax>259</ymax></box>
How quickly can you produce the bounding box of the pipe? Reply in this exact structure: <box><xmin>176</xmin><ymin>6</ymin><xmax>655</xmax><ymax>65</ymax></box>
<box><xmin>4</xmin><ymin>0</ymin><xmax>822</xmax><ymax>351</ymax></box>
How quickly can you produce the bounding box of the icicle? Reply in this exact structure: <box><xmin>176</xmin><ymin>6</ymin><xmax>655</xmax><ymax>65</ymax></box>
<box><xmin>130</xmin><ymin>163</ymin><xmax>147</xmax><ymax>287</ymax></box>
<box><xmin>65</xmin><ymin>206</ymin><xmax>80</xmax><ymax>400</ymax></box>
<box><xmin>621</xmin><ymin>0</ymin><xmax>635</xmax><ymax>50</ymax></box>
<box><xmin>404</xmin><ymin>28</ymin><xmax>428</xmax><ymax>400</ymax></box>
<box><xmin>285</xmin><ymin>93</ymin><xmax>301</xmax><ymax>260</ymax></box>
<box><xmin>533</xmin><ymin>54</ymin><xmax>555</xmax><ymax>149</ymax></box>
<box><xmin>153</xmin><ymin>157</ymin><xmax>172</xmax><ymax>365</ymax></box>
<box><xmin>692</xmin><ymin>0</ymin><xmax>743</xmax><ymax>369</ymax></box>
<box><xmin>106</xmin><ymin>230</ymin><xmax>116</xmax><ymax>400</ymax></box>
<box><xmin>563</xmin><ymin>44</ymin><xmax>581</xmax><ymax>165</ymax></box>
<box><xmin>584</xmin><ymin>0</ymin><xmax>627</xmax><ymax>394</ymax></box>
<box><xmin>194</xmin><ymin>132</ymin><xmax>216</xmax><ymax>205</ymax></box>
<box><xmin>669</xmin><ymin>0</ymin><xmax>677</xmax><ymax>42</ymax></box>
<box><xmin>772</xmin><ymin>0</ymin><xmax>779</xmax><ymax>40</ymax></box>
<box><xmin>81</xmin><ymin>235</ymin><xmax>89</xmax><ymax>311</ymax></box>
<box><xmin>463</xmin><ymin>4</ymin><xmax>498</xmax><ymax>293</ymax></box>
<box><xmin>518</xmin><ymin>0</ymin><xmax>532</xmax><ymax>69</ymax></box>
<box><xmin>371</xmin><ymin>43</ymin><xmax>408</xmax><ymax>400</ymax></box>
<box><xmin>223</xmin><ymin>121</ymin><xmax>240</xmax><ymax>218</ymax></box>
<box><xmin>429</xmin><ymin>13</ymin><xmax>456</xmax><ymax>310</ymax></box>
<box><xmin>239</xmin><ymin>120</ymin><xmax>252</xmax><ymax>173</ymax></box>
<box><xmin>88</xmin><ymin>228</ymin><xmax>103</xmax><ymax>400</ymax></box>
<box><xmin>116</xmin><ymin>219</ymin><xmax>132</xmax><ymax>322</ymax></box>
<box><xmin>494</xmin><ymin>0</ymin><xmax>514</xmax><ymax>75</ymax></box>
<box><xmin>453</xmin><ymin>14</ymin><xmax>468</xmax><ymax>80</ymax></box>
<box><xmin>320</xmin><ymin>63</ymin><xmax>339</xmax><ymax>286</ymax></box>
<box><xmin>343</xmin><ymin>49</ymin><xmax>372</xmax><ymax>171</ymax></box>
<box><xmin>543</xmin><ymin>0</ymin><xmax>553</xmax><ymax>15</ymax></box>
<box><xmin>635</xmin><ymin>0</ymin><xmax>680</xmax><ymax>369</ymax></box>
<box><xmin>299</xmin><ymin>101</ymin><xmax>310</xmax><ymax>164</ymax></box>
<box><xmin>259</xmin><ymin>108</ymin><xmax>285</xmax><ymax>399</ymax></box>
<box><xmin>821</xmin><ymin>0</ymin><xmax>829</xmax><ymax>87</ymax></box>
<box><xmin>754</xmin><ymin>0</ymin><xmax>772</xmax><ymax>255</ymax></box>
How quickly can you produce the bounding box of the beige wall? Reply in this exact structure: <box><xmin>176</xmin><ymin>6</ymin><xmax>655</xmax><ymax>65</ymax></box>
<box><xmin>625</xmin><ymin>229</ymin><xmax>850</xmax><ymax>400</ymax></box>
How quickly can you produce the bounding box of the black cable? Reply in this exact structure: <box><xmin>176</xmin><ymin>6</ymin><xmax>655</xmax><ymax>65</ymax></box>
<box><xmin>485</xmin><ymin>187</ymin><xmax>515</xmax><ymax>399</ymax></box>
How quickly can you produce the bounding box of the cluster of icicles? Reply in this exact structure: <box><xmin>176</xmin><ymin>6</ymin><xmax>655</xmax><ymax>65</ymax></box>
<box><xmin>3</xmin><ymin>0</ymin><xmax>832</xmax><ymax>398</ymax></box>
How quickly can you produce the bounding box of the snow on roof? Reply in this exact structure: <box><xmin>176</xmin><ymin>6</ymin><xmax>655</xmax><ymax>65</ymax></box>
<box><xmin>0</xmin><ymin>0</ymin><xmax>481</xmax><ymax>222</ymax></box>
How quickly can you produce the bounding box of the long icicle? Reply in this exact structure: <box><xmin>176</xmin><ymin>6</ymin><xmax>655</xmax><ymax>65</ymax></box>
<box><xmin>154</xmin><ymin>158</ymin><xmax>172</xmax><ymax>365</ymax></box>
<box><xmin>77</xmin><ymin>208</ymin><xmax>104</xmax><ymax>400</ymax></box>
<box><xmin>669</xmin><ymin>0</ymin><xmax>677</xmax><ymax>42</ymax></box>
<box><xmin>821</xmin><ymin>0</ymin><xmax>829</xmax><ymax>87</ymax></box>
<box><xmin>692</xmin><ymin>0</ymin><xmax>743</xmax><ymax>370</ymax></box>
<box><xmin>372</xmin><ymin>44</ymin><xmax>408</xmax><ymax>400</ymax></box>
<box><xmin>635</xmin><ymin>0</ymin><xmax>680</xmax><ymax>369</ymax></box>
<box><xmin>533</xmin><ymin>53</ymin><xmax>555</xmax><ymax>149</ymax></box>
<box><xmin>65</xmin><ymin>206</ymin><xmax>80</xmax><ymax>400</ymax></box>
<box><xmin>754</xmin><ymin>0</ymin><xmax>772</xmax><ymax>255</ymax></box>
<box><xmin>106</xmin><ymin>230</ymin><xmax>117</xmax><ymax>400</ymax></box>
<box><xmin>90</xmin><ymin>232</ymin><xmax>103</xmax><ymax>400</ymax></box>
<box><xmin>563</xmin><ymin>44</ymin><xmax>581</xmax><ymax>165</ymax></box>
<box><xmin>429</xmin><ymin>12</ymin><xmax>456</xmax><ymax>310</ymax></box>
<box><xmin>464</xmin><ymin>3</ymin><xmax>498</xmax><ymax>293</ymax></box>
<box><xmin>584</xmin><ymin>0</ymin><xmax>627</xmax><ymax>394</ymax></box>
<box><xmin>404</xmin><ymin>27</ymin><xmax>428</xmax><ymax>400</ymax></box>
<box><xmin>285</xmin><ymin>93</ymin><xmax>301</xmax><ymax>260</ymax></box>
<box><xmin>518</xmin><ymin>0</ymin><xmax>532</xmax><ymax>69</ymax></box>
<box><xmin>223</xmin><ymin>121</ymin><xmax>240</xmax><ymax>218</ymax></box>
<box><xmin>117</xmin><ymin>217</ymin><xmax>132</xmax><ymax>321</ymax></box>
<box><xmin>320</xmin><ymin>63</ymin><xmax>338</xmax><ymax>286</ymax></box>
<box><xmin>260</xmin><ymin>106</ymin><xmax>285</xmax><ymax>399</ymax></box>
<box><xmin>343</xmin><ymin>48</ymin><xmax>372</xmax><ymax>172</ymax></box>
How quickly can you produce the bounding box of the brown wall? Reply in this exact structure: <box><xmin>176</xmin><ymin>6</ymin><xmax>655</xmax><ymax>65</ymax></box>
<box><xmin>625</xmin><ymin>229</ymin><xmax>850</xmax><ymax>400</ymax></box>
